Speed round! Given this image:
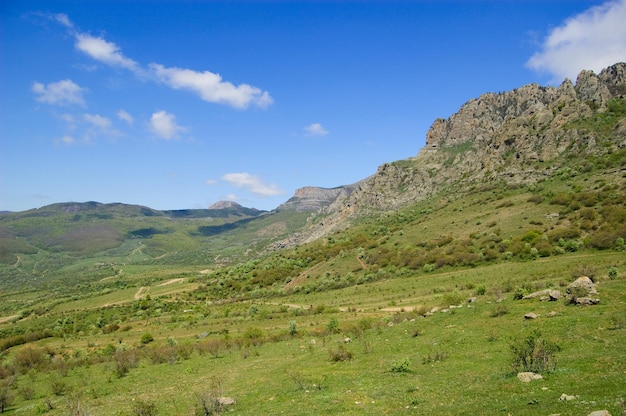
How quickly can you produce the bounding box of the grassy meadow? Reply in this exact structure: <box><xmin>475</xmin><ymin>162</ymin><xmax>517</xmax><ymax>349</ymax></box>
<box><xmin>0</xmin><ymin>158</ymin><xmax>625</xmax><ymax>415</ymax></box>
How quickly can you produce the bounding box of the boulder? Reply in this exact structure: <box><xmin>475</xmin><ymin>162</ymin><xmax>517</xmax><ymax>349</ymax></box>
<box><xmin>575</xmin><ymin>297</ymin><xmax>600</xmax><ymax>305</ymax></box>
<box><xmin>517</xmin><ymin>372</ymin><xmax>542</xmax><ymax>382</ymax></box>
<box><xmin>524</xmin><ymin>312</ymin><xmax>539</xmax><ymax>320</ymax></box>
<box><xmin>559</xmin><ymin>393</ymin><xmax>576</xmax><ymax>401</ymax></box>
<box><xmin>567</xmin><ymin>276</ymin><xmax>598</xmax><ymax>296</ymax></box>
<box><xmin>588</xmin><ymin>411</ymin><xmax>611</xmax><ymax>416</ymax></box>
<box><xmin>217</xmin><ymin>397</ymin><xmax>235</xmax><ymax>406</ymax></box>
<box><xmin>548</xmin><ymin>290</ymin><xmax>562</xmax><ymax>301</ymax></box>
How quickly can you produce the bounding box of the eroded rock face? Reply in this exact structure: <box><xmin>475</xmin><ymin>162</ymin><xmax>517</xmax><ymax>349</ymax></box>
<box><xmin>275</xmin><ymin>63</ymin><xmax>626</xmax><ymax>247</ymax></box>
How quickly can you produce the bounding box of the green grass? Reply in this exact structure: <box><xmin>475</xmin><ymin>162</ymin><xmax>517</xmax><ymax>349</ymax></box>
<box><xmin>1</xmin><ymin>252</ymin><xmax>624</xmax><ymax>415</ymax></box>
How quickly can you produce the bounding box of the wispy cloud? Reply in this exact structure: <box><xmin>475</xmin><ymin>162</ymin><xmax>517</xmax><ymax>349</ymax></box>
<box><xmin>150</xmin><ymin>64</ymin><xmax>273</xmax><ymax>109</ymax></box>
<box><xmin>221</xmin><ymin>172</ymin><xmax>284</xmax><ymax>196</ymax></box>
<box><xmin>83</xmin><ymin>113</ymin><xmax>111</xmax><ymax>129</ymax></box>
<box><xmin>75</xmin><ymin>33</ymin><xmax>141</xmax><ymax>74</ymax></box>
<box><xmin>52</xmin><ymin>13</ymin><xmax>73</xmax><ymax>28</ymax></box>
<box><xmin>527</xmin><ymin>0</ymin><xmax>626</xmax><ymax>82</ymax></box>
<box><xmin>32</xmin><ymin>79</ymin><xmax>87</xmax><ymax>106</ymax></box>
<box><xmin>117</xmin><ymin>109</ymin><xmax>134</xmax><ymax>124</ymax></box>
<box><xmin>49</xmin><ymin>14</ymin><xmax>272</xmax><ymax>109</ymax></box>
<box><xmin>150</xmin><ymin>110</ymin><xmax>185</xmax><ymax>140</ymax></box>
<box><xmin>304</xmin><ymin>122</ymin><xmax>329</xmax><ymax>137</ymax></box>
<box><xmin>55</xmin><ymin>135</ymin><xmax>75</xmax><ymax>146</ymax></box>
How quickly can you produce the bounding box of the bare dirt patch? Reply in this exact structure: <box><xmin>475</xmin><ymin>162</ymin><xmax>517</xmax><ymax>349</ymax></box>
<box><xmin>134</xmin><ymin>286</ymin><xmax>150</xmax><ymax>300</ymax></box>
<box><xmin>158</xmin><ymin>278</ymin><xmax>185</xmax><ymax>286</ymax></box>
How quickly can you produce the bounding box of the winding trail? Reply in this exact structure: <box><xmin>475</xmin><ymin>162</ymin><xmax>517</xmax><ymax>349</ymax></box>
<box><xmin>134</xmin><ymin>286</ymin><xmax>149</xmax><ymax>300</ymax></box>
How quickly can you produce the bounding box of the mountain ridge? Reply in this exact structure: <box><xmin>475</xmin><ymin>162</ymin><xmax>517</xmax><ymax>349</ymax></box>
<box><xmin>282</xmin><ymin>62</ymin><xmax>626</xmax><ymax>245</ymax></box>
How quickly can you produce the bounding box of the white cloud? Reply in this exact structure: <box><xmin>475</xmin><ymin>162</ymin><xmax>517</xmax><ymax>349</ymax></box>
<box><xmin>83</xmin><ymin>113</ymin><xmax>111</xmax><ymax>129</ymax></box>
<box><xmin>55</xmin><ymin>135</ymin><xmax>75</xmax><ymax>145</ymax></box>
<box><xmin>53</xmin><ymin>13</ymin><xmax>73</xmax><ymax>28</ymax></box>
<box><xmin>205</xmin><ymin>179</ymin><xmax>218</xmax><ymax>186</ymax></box>
<box><xmin>48</xmin><ymin>14</ymin><xmax>272</xmax><ymax>109</ymax></box>
<box><xmin>32</xmin><ymin>79</ymin><xmax>86</xmax><ymax>106</ymax></box>
<box><xmin>527</xmin><ymin>0</ymin><xmax>626</xmax><ymax>82</ymax></box>
<box><xmin>304</xmin><ymin>122</ymin><xmax>329</xmax><ymax>137</ymax></box>
<box><xmin>221</xmin><ymin>172</ymin><xmax>284</xmax><ymax>196</ymax></box>
<box><xmin>150</xmin><ymin>110</ymin><xmax>185</xmax><ymax>140</ymax></box>
<box><xmin>117</xmin><ymin>109</ymin><xmax>134</xmax><ymax>124</ymax></box>
<box><xmin>150</xmin><ymin>64</ymin><xmax>273</xmax><ymax>109</ymax></box>
<box><xmin>75</xmin><ymin>33</ymin><xmax>140</xmax><ymax>73</ymax></box>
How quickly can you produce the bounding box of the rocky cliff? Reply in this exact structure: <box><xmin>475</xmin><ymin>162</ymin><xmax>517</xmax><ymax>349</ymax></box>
<box><xmin>281</xmin><ymin>62</ymin><xmax>626</xmax><ymax>245</ymax></box>
<box><xmin>277</xmin><ymin>184</ymin><xmax>362</xmax><ymax>212</ymax></box>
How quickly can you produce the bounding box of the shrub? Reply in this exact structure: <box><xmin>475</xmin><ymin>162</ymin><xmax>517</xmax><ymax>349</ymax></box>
<box><xmin>608</xmin><ymin>266</ymin><xmax>618</xmax><ymax>280</ymax></box>
<box><xmin>328</xmin><ymin>345</ymin><xmax>353</xmax><ymax>362</ymax></box>
<box><xmin>326</xmin><ymin>317</ymin><xmax>339</xmax><ymax>335</ymax></box>
<box><xmin>422</xmin><ymin>350</ymin><xmax>446</xmax><ymax>364</ymax></box>
<box><xmin>243</xmin><ymin>327</ymin><xmax>264</xmax><ymax>347</ymax></box>
<box><xmin>133</xmin><ymin>400</ymin><xmax>158</xmax><ymax>416</ymax></box>
<box><xmin>140</xmin><ymin>333</ymin><xmax>154</xmax><ymax>344</ymax></box>
<box><xmin>489</xmin><ymin>304</ymin><xmax>508</xmax><ymax>317</ymax></box>
<box><xmin>288</xmin><ymin>321</ymin><xmax>297</xmax><ymax>336</ymax></box>
<box><xmin>509</xmin><ymin>330</ymin><xmax>560</xmax><ymax>373</ymax></box>
<box><xmin>0</xmin><ymin>380</ymin><xmax>14</xmax><ymax>413</ymax></box>
<box><xmin>390</xmin><ymin>357</ymin><xmax>412</xmax><ymax>373</ymax></box>
<box><xmin>113</xmin><ymin>350</ymin><xmax>139</xmax><ymax>377</ymax></box>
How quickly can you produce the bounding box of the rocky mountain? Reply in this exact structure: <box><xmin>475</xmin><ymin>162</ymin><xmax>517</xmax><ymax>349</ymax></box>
<box><xmin>283</xmin><ymin>62</ymin><xmax>626</xmax><ymax>245</ymax></box>
<box><xmin>277</xmin><ymin>184</ymin><xmax>363</xmax><ymax>212</ymax></box>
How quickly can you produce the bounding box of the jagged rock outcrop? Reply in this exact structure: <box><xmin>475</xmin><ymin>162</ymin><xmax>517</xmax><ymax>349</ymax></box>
<box><xmin>280</xmin><ymin>63</ymin><xmax>626</xmax><ymax>246</ymax></box>
<box><xmin>277</xmin><ymin>185</ymin><xmax>361</xmax><ymax>212</ymax></box>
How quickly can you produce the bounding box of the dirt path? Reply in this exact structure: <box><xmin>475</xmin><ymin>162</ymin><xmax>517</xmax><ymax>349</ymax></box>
<box><xmin>157</xmin><ymin>278</ymin><xmax>185</xmax><ymax>286</ymax></box>
<box><xmin>130</xmin><ymin>242</ymin><xmax>145</xmax><ymax>256</ymax></box>
<box><xmin>134</xmin><ymin>286</ymin><xmax>149</xmax><ymax>300</ymax></box>
<box><xmin>0</xmin><ymin>315</ymin><xmax>19</xmax><ymax>324</ymax></box>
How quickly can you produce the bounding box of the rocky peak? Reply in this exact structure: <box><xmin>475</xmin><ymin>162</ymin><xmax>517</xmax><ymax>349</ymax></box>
<box><xmin>208</xmin><ymin>201</ymin><xmax>242</xmax><ymax>210</ymax></box>
<box><xmin>278</xmin><ymin>185</ymin><xmax>361</xmax><ymax>212</ymax></box>
<box><xmin>282</xmin><ymin>62</ymin><xmax>626</xmax><ymax>246</ymax></box>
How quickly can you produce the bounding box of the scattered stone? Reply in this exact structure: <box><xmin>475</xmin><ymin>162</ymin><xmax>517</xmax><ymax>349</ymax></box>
<box><xmin>559</xmin><ymin>393</ymin><xmax>576</xmax><ymax>401</ymax></box>
<box><xmin>549</xmin><ymin>290</ymin><xmax>562</xmax><ymax>301</ymax></box>
<box><xmin>523</xmin><ymin>289</ymin><xmax>562</xmax><ymax>301</ymax></box>
<box><xmin>546</xmin><ymin>311</ymin><xmax>559</xmax><ymax>317</ymax></box>
<box><xmin>218</xmin><ymin>397</ymin><xmax>235</xmax><ymax>406</ymax></box>
<box><xmin>468</xmin><ymin>296</ymin><xmax>477</xmax><ymax>303</ymax></box>
<box><xmin>523</xmin><ymin>289</ymin><xmax>551</xmax><ymax>299</ymax></box>
<box><xmin>344</xmin><ymin>337</ymin><xmax>352</xmax><ymax>343</ymax></box>
<box><xmin>524</xmin><ymin>312</ymin><xmax>539</xmax><ymax>319</ymax></box>
<box><xmin>576</xmin><ymin>297</ymin><xmax>600</xmax><ymax>305</ymax></box>
<box><xmin>567</xmin><ymin>276</ymin><xmax>598</xmax><ymax>295</ymax></box>
<box><xmin>517</xmin><ymin>372</ymin><xmax>543</xmax><ymax>382</ymax></box>
<box><xmin>588</xmin><ymin>411</ymin><xmax>611</xmax><ymax>416</ymax></box>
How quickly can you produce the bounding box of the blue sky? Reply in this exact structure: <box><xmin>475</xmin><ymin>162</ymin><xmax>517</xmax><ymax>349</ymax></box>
<box><xmin>2</xmin><ymin>0</ymin><xmax>625</xmax><ymax>212</ymax></box>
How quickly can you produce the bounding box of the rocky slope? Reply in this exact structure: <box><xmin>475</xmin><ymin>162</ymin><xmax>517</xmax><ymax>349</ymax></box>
<box><xmin>277</xmin><ymin>184</ymin><xmax>363</xmax><ymax>212</ymax></box>
<box><xmin>283</xmin><ymin>62</ymin><xmax>626</xmax><ymax>245</ymax></box>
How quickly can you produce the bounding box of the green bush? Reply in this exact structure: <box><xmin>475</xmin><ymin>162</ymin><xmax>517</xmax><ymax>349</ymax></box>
<box><xmin>509</xmin><ymin>330</ymin><xmax>560</xmax><ymax>373</ymax></box>
<box><xmin>390</xmin><ymin>357</ymin><xmax>412</xmax><ymax>373</ymax></box>
<box><xmin>133</xmin><ymin>400</ymin><xmax>158</xmax><ymax>416</ymax></box>
<box><xmin>141</xmin><ymin>333</ymin><xmax>154</xmax><ymax>344</ymax></box>
<box><xmin>328</xmin><ymin>345</ymin><xmax>352</xmax><ymax>362</ymax></box>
